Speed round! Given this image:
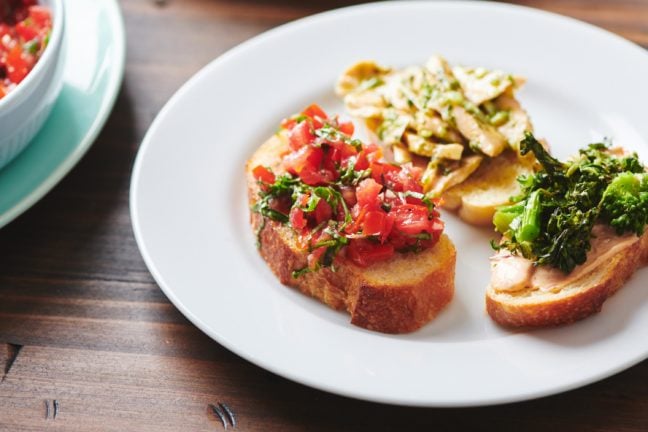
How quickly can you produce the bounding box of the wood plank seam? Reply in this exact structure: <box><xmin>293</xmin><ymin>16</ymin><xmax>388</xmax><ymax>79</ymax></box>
<box><xmin>1</xmin><ymin>343</ymin><xmax>22</xmax><ymax>383</ymax></box>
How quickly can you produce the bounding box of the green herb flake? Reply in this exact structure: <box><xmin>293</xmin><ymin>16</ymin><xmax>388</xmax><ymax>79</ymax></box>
<box><xmin>291</xmin><ymin>267</ymin><xmax>312</xmax><ymax>279</ymax></box>
<box><xmin>24</xmin><ymin>39</ymin><xmax>40</xmax><ymax>55</ymax></box>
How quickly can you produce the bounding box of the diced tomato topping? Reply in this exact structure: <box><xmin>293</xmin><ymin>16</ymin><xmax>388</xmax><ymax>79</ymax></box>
<box><xmin>288</xmin><ymin>120</ymin><xmax>314</xmax><ymax>151</ymax></box>
<box><xmin>283</xmin><ymin>143</ymin><xmax>342</xmax><ymax>186</ymax></box>
<box><xmin>6</xmin><ymin>44</ymin><xmax>30</xmax><ymax>83</ymax></box>
<box><xmin>299</xmin><ymin>167</ymin><xmax>337</xmax><ymax>186</ymax></box>
<box><xmin>321</xmin><ymin>147</ymin><xmax>338</xmax><ymax>174</ymax></box>
<box><xmin>15</xmin><ymin>20</ymin><xmax>37</xmax><ymax>40</ymax></box>
<box><xmin>338</xmin><ymin>120</ymin><xmax>354</xmax><ymax>136</ymax></box>
<box><xmin>328</xmin><ymin>141</ymin><xmax>358</xmax><ymax>166</ymax></box>
<box><xmin>340</xmin><ymin>186</ymin><xmax>356</xmax><ymax>207</ymax></box>
<box><xmin>371</xmin><ymin>162</ymin><xmax>400</xmax><ymax>186</ymax></box>
<box><xmin>283</xmin><ymin>145</ymin><xmax>322</xmax><ymax>176</ymax></box>
<box><xmin>28</xmin><ymin>6</ymin><xmax>50</xmax><ymax>28</ymax></box>
<box><xmin>303</xmin><ymin>103</ymin><xmax>327</xmax><ymax>120</ymax></box>
<box><xmin>430</xmin><ymin>218</ymin><xmax>444</xmax><ymax>236</ymax></box>
<box><xmin>0</xmin><ymin>24</ymin><xmax>11</xmax><ymax>38</ymax></box>
<box><xmin>355</xmin><ymin>145</ymin><xmax>382</xmax><ymax>171</ymax></box>
<box><xmin>313</xmin><ymin>199</ymin><xmax>332</xmax><ymax>225</ymax></box>
<box><xmin>302</xmin><ymin>103</ymin><xmax>328</xmax><ymax>128</ymax></box>
<box><xmin>258</xmin><ymin>104</ymin><xmax>445</xmax><ymax>271</ymax></box>
<box><xmin>339</xmin><ymin>142</ymin><xmax>358</xmax><ymax>160</ymax></box>
<box><xmin>252</xmin><ymin>165</ymin><xmax>275</xmax><ymax>185</ymax></box>
<box><xmin>387</xmin><ymin>164</ymin><xmax>424</xmax><ymax>193</ymax></box>
<box><xmin>280</xmin><ymin>116</ymin><xmax>298</xmax><ymax>131</ymax></box>
<box><xmin>355</xmin><ymin>150</ymin><xmax>369</xmax><ymax>171</ymax></box>
<box><xmin>345</xmin><ymin>206</ymin><xmax>367</xmax><ymax>235</ymax></box>
<box><xmin>355</xmin><ymin>178</ymin><xmax>383</xmax><ymax>210</ymax></box>
<box><xmin>362</xmin><ymin>210</ymin><xmax>394</xmax><ymax>242</ymax></box>
<box><xmin>364</xmin><ymin>143</ymin><xmax>383</xmax><ymax>161</ymax></box>
<box><xmin>308</xmin><ymin>246</ymin><xmax>327</xmax><ymax>269</ymax></box>
<box><xmin>347</xmin><ymin>239</ymin><xmax>395</xmax><ymax>267</ymax></box>
<box><xmin>390</xmin><ymin>204</ymin><xmax>432</xmax><ymax>235</ymax></box>
<box><xmin>289</xmin><ymin>207</ymin><xmax>307</xmax><ymax>230</ymax></box>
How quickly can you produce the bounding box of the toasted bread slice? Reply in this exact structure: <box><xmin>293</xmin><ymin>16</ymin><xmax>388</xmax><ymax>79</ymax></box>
<box><xmin>442</xmin><ymin>149</ymin><xmax>537</xmax><ymax>226</ymax></box>
<box><xmin>247</xmin><ymin>134</ymin><xmax>456</xmax><ymax>333</ymax></box>
<box><xmin>486</xmin><ymin>228</ymin><xmax>648</xmax><ymax>328</ymax></box>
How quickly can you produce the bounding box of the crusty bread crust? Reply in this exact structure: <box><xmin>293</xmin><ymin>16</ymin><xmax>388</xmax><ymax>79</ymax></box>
<box><xmin>247</xmin><ymin>134</ymin><xmax>456</xmax><ymax>333</ymax></box>
<box><xmin>486</xmin><ymin>229</ymin><xmax>648</xmax><ymax>327</ymax></box>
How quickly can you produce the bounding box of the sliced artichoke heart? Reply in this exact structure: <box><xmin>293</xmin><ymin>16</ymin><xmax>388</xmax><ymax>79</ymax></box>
<box><xmin>493</xmin><ymin>94</ymin><xmax>533</xmax><ymax>151</ymax></box>
<box><xmin>377</xmin><ymin>110</ymin><xmax>410</xmax><ymax>145</ymax></box>
<box><xmin>452</xmin><ymin>105</ymin><xmax>507</xmax><ymax>157</ymax></box>
<box><xmin>382</xmin><ymin>67</ymin><xmax>428</xmax><ymax>111</ymax></box>
<box><xmin>433</xmin><ymin>143</ymin><xmax>464</xmax><ymax>160</ymax></box>
<box><xmin>425</xmin><ymin>55</ymin><xmax>455</xmax><ymax>80</ymax></box>
<box><xmin>453</xmin><ymin>65</ymin><xmax>515</xmax><ymax>105</ymax></box>
<box><xmin>404</xmin><ymin>132</ymin><xmax>464</xmax><ymax>161</ymax></box>
<box><xmin>344</xmin><ymin>90</ymin><xmax>387</xmax><ymax>119</ymax></box>
<box><xmin>335</xmin><ymin>60</ymin><xmax>391</xmax><ymax>96</ymax></box>
<box><xmin>412</xmin><ymin>111</ymin><xmax>462</xmax><ymax>142</ymax></box>
<box><xmin>392</xmin><ymin>142</ymin><xmax>413</xmax><ymax>164</ymax></box>
<box><xmin>405</xmin><ymin>133</ymin><xmax>435</xmax><ymax>156</ymax></box>
<box><xmin>423</xmin><ymin>155</ymin><xmax>483</xmax><ymax>196</ymax></box>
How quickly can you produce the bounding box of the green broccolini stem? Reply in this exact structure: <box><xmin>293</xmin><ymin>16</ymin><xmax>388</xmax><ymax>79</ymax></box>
<box><xmin>517</xmin><ymin>190</ymin><xmax>541</xmax><ymax>242</ymax></box>
<box><xmin>520</xmin><ymin>132</ymin><xmax>564</xmax><ymax>177</ymax></box>
<box><xmin>493</xmin><ymin>202</ymin><xmax>523</xmax><ymax>235</ymax></box>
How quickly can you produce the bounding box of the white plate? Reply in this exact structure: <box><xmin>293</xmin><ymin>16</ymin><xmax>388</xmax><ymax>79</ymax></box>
<box><xmin>130</xmin><ymin>1</ymin><xmax>648</xmax><ymax>406</ymax></box>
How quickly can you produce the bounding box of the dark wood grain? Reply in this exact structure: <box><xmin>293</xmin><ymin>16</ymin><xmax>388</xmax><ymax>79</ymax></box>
<box><xmin>0</xmin><ymin>0</ymin><xmax>646</xmax><ymax>430</ymax></box>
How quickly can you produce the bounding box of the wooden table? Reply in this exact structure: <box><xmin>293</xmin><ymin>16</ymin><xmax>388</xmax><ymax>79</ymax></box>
<box><xmin>0</xmin><ymin>0</ymin><xmax>646</xmax><ymax>430</ymax></box>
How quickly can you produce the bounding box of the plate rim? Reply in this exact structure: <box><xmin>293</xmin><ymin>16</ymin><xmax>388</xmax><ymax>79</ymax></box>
<box><xmin>0</xmin><ymin>0</ymin><xmax>126</xmax><ymax>229</ymax></box>
<box><xmin>130</xmin><ymin>0</ymin><xmax>648</xmax><ymax>407</ymax></box>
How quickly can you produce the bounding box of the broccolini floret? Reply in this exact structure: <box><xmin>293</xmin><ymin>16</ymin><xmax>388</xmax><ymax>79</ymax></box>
<box><xmin>600</xmin><ymin>172</ymin><xmax>648</xmax><ymax>236</ymax></box>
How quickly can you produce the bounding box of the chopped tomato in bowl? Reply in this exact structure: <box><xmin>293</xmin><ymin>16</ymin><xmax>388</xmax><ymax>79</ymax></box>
<box><xmin>252</xmin><ymin>104</ymin><xmax>445</xmax><ymax>275</ymax></box>
<box><xmin>0</xmin><ymin>0</ymin><xmax>53</xmax><ymax>99</ymax></box>
<box><xmin>0</xmin><ymin>0</ymin><xmax>64</xmax><ymax>169</ymax></box>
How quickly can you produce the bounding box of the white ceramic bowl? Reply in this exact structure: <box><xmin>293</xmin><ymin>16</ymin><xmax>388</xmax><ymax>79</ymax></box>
<box><xmin>0</xmin><ymin>0</ymin><xmax>65</xmax><ymax>169</ymax></box>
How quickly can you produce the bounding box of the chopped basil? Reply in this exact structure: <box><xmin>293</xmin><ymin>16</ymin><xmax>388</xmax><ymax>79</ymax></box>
<box><xmin>252</xmin><ymin>172</ymin><xmax>353</xmax><ymax>275</ymax></box>
<box><xmin>24</xmin><ymin>39</ymin><xmax>40</xmax><ymax>55</ymax></box>
<box><xmin>398</xmin><ymin>190</ymin><xmax>437</xmax><ymax>213</ymax></box>
<box><xmin>255</xmin><ymin>217</ymin><xmax>266</xmax><ymax>249</ymax></box>
<box><xmin>338</xmin><ymin>158</ymin><xmax>371</xmax><ymax>186</ymax></box>
<box><xmin>315</xmin><ymin>124</ymin><xmax>361</xmax><ymax>150</ymax></box>
<box><xmin>291</xmin><ymin>267</ymin><xmax>312</xmax><ymax>278</ymax></box>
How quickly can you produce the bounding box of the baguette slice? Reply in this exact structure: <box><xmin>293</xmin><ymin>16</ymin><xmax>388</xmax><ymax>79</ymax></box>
<box><xmin>247</xmin><ymin>133</ymin><xmax>456</xmax><ymax>333</ymax></box>
<box><xmin>486</xmin><ymin>228</ymin><xmax>648</xmax><ymax>328</ymax></box>
<box><xmin>442</xmin><ymin>149</ymin><xmax>537</xmax><ymax>226</ymax></box>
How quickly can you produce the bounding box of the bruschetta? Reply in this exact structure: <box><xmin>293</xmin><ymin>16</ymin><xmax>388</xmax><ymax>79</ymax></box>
<box><xmin>247</xmin><ymin>104</ymin><xmax>456</xmax><ymax>333</ymax></box>
<box><xmin>487</xmin><ymin>134</ymin><xmax>648</xmax><ymax>327</ymax></box>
